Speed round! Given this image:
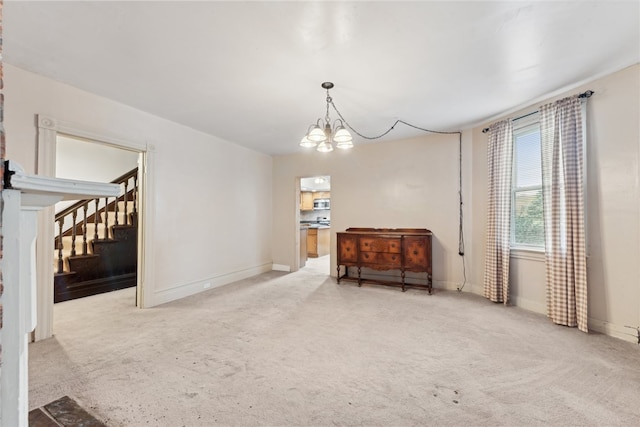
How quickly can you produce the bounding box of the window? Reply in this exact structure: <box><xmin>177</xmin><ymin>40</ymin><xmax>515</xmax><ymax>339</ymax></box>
<box><xmin>511</xmin><ymin>120</ymin><xmax>544</xmax><ymax>249</ymax></box>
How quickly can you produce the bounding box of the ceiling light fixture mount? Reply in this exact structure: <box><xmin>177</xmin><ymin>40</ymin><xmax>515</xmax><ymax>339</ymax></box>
<box><xmin>300</xmin><ymin>82</ymin><xmax>353</xmax><ymax>152</ymax></box>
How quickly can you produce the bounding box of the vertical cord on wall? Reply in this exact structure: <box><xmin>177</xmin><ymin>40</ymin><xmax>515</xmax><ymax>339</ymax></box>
<box><xmin>457</xmin><ymin>131</ymin><xmax>467</xmax><ymax>291</ymax></box>
<box><xmin>330</xmin><ymin>97</ymin><xmax>468</xmax><ymax>290</ymax></box>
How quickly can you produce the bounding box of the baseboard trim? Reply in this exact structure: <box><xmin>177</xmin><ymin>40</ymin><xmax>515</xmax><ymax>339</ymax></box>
<box><xmin>272</xmin><ymin>264</ymin><xmax>291</xmax><ymax>272</ymax></box>
<box><xmin>588</xmin><ymin>317</ymin><xmax>639</xmax><ymax>343</ymax></box>
<box><xmin>468</xmin><ymin>282</ymin><xmax>638</xmax><ymax>343</ymax></box>
<box><xmin>433</xmin><ymin>281</ymin><xmax>466</xmax><ymax>291</ymax></box>
<box><xmin>510</xmin><ymin>295</ymin><xmax>546</xmax><ymax>315</ymax></box>
<box><xmin>152</xmin><ymin>262</ymin><xmax>273</xmax><ymax>306</ymax></box>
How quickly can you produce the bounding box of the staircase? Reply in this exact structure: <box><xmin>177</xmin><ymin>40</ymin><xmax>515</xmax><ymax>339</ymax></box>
<box><xmin>53</xmin><ymin>168</ymin><xmax>138</xmax><ymax>303</ymax></box>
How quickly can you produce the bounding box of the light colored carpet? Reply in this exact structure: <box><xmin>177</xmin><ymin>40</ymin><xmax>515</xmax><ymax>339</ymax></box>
<box><xmin>29</xmin><ymin>256</ymin><xmax>640</xmax><ymax>426</ymax></box>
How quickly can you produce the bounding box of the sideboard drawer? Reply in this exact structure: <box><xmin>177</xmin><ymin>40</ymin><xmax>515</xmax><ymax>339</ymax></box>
<box><xmin>359</xmin><ymin>237</ymin><xmax>401</xmax><ymax>253</ymax></box>
<box><xmin>359</xmin><ymin>251</ymin><xmax>401</xmax><ymax>267</ymax></box>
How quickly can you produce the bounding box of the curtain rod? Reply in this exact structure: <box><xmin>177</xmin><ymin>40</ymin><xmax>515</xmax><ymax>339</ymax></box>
<box><xmin>481</xmin><ymin>90</ymin><xmax>594</xmax><ymax>133</ymax></box>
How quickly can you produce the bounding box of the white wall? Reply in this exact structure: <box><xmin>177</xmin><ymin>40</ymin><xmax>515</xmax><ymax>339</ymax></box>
<box><xmin>273</xmin><ymin>132</ymin><xmax>473</xmax><ymax>290</ymax></box>
<box><xmin>275</xmin><ymin>64</ymin><xmax>640</xmax><ymax>343</ymax></box>
<box><xmin>4</xmin><ymin>64</ymin><xmax>273</xmax><ymax>308</ymax></box>
<box><xmin>56</xmin><ymin>134</ymin><xmax>139</xmax><ymax>182</ymax></box>
<box><xmin>54</xmin><ymin>135</ymin><xmax>140</xmax><ymax>215</ymax></box>
<box><xmin>470</xmin><ymin>64</ymin><xmax>640</xmax><ymax>341</ymax></box>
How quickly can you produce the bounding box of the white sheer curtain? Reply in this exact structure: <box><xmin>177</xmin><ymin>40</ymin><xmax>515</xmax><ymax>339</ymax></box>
<box><xmin>540</xmin><ymin>96</ymin><xmax>588</xmax><ymax>332</ymax></box>
<box><xmin>483</xmin><ymin>119</ymin><xmax>513</xmax><ymax>304</ymax></box>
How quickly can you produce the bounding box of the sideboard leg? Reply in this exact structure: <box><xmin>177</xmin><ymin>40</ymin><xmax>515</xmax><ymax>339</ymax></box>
<box><xmin>428</xmin><ymin>273</ymin><xmax>433</xmax><ymax>294</ymax></box>
<box><xmin>357</xmin><ymin>267</ymin><xmax>362</xmax><ymax>287</ymax></box>
<box><xmin>401</xmin><ymin>270</ymin><xmax>406</xmax><ymax>292</ymax></box>
<box><xmin>337</xmin><ymin>265</ymin><xmax>341</xmax><ymax>284</ymax></box>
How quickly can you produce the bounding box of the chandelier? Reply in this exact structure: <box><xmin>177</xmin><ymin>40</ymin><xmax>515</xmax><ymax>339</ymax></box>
<box><xmin>300</xmin><ymin>82</ymin><xmax>353</xmax><ymax>152</ymax></box>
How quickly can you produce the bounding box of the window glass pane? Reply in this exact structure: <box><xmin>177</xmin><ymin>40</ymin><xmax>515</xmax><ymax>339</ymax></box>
<box><xmin>514</xmin><ymin>129</ymin><xmax>541</xmax><ymax>187</ymax></box>
<box><xmin>514</xmin><ymin>189</ymin><xmax>544</xmax><ymax>246</ymax></box>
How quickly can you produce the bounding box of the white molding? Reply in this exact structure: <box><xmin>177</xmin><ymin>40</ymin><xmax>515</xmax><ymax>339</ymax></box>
<box><xmin>510</xmin><ymin>294</ymin><xmax>547</xmax><ymax>315</ymax></box>
<box><xmin>34</xmin><ymin>114</ymin><xmax>151</xmax><ymax>339</ymax></box>
<box><xmin>137</xmin><ymin>143</ymin><xmax>155</xmax><ymax>309</ymax></box>
<box><xmin>469</xmin><ymin>279</ymin><xmax>637</xmax><ymax>343</ymax></box>
<box><xmin>40</xmin><ymin>114</ymin><xmax>147</xmax><ymax>152</ymax></box>
<box><xmin>272</xmin><ymin>264</ymin><xmax>291</xmax><ymax>272</ymax></box>
<box><xmin>588</xmin><ymin>317</ymin><xmax>639</xmax><ymax>344</ymax></box>
<box><xmin>1</xmin><ymin>190</ymin><xmax>28</xmax><ymax>427</ymax></box>
<box><xmin>8</xmin><ymin>161</ymin><xmax>120</xmax><ymax>200</ymax></box>
<box><xmin>151</xmin><ymin>263</ymin><xmax>273</xmax><ymax>306</ymax></box>
<box><xmin>434</xmin><ymin>280</ymin><xmax>466</xmax><ymax>292</ymax></box>
<box><xmin>37</xmin><ymin>115</ymin><xmax>58</xmax><ymax>130</ymax></box>
<box><xmin>35</xmin><ymin>118</ymin><xmax>57</xmax><ymax>341</ymax></box>
<box><xmin>510</xmin><ymin>249</ymin><xmax>545</xmax><ymax>262</ymax></box>
<box><xmin>1</xmin><ymin>172</ymin><xmax>118</xmax><ymax>426</ymax></box>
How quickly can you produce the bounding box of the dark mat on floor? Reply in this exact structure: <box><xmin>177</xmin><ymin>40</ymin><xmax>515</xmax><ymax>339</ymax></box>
<box><xmin>28</xmin><ymin>407</ymin><xmax>61</xmax><ymax>427</ymax></box>
<box><xmin>29</xmin><ymin>396</ymin><xmax>106</xmax><ymax>427</ymax></box>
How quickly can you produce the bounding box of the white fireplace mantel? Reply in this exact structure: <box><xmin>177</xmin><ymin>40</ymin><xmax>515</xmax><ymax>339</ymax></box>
<box><xmin>0</xmin><ymin>160</ymin><xmax>120</xmax><ymax>427</ymax></box>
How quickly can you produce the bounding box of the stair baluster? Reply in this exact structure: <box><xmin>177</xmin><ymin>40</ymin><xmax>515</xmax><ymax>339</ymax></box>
<box><xmin>94</xmin><ymin>198</ymin><xmax>100</xmax><ymax>241</ymax></box>
<box><xmin>114</xmin><ymin>189</ymin><xmax>120</xmax><ymax>226</ymax></box>
<box><xmin>82</xmin><ymin>204</ymin><xmax>88</xmax><ymax>255</ymax></box>
<box><xmin>57</xmin><ymin>219</ymin><xmax>64</xmax><ymax>274</ymax></box>
<box><xmin>123</xmin><ymin>178</ymin><xmax>129</xmax><ymax>225</ymax></box>
<box><xmin>133</xmin><ymin>174</ymin><xmax>138</xmax><ymax>220</ymax></box>
<box><xmin>103</xmin><ymin>197</ymin><xmax>110</xmax><ymax>239</ymax></box>
<box><xmin>71</xmin><ymin>210</ymin><xmax>77</xmax><ymax>257</ymax></box>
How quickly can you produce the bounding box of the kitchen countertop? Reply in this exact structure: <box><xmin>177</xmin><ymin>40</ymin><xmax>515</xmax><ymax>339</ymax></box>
<box><xmin>307</xmin><ymin>224</ymin><xmax>330</xmax><ymax>229</ymax></box>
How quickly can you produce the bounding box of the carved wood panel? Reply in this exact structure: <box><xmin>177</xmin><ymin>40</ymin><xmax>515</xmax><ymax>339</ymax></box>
<box><xmin>338</xmin><ymin>234</ymin><xmax>358</xmax><ymax>263</ymax></box>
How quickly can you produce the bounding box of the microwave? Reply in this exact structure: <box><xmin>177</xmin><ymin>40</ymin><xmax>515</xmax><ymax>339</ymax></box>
<box><xmin>313</xmin><ymin>198</ymin><xmax>330</xmax><ymax>210</ymax></box>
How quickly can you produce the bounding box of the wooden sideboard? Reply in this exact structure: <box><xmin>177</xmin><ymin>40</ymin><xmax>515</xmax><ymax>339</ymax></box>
<box><xmin>336</xmin><ymin>228</ymin><xmax>433</xmax><ymax>293</ymax></box>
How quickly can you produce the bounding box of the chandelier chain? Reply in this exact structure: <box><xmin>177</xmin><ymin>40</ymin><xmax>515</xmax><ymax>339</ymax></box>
<box><xmin>328</xmin><ymin>98</ymin><xmax>460</xmax><ymax>139</ymax></box>
<box><xmin>304</xmin><ymin>82</ymin><xmax>466</xmax><ymax>291</ymax></box>
<box><xmin>325</xmin><ymin>90</ymin><xmax>332</xmax><ymax>124</ymax></box>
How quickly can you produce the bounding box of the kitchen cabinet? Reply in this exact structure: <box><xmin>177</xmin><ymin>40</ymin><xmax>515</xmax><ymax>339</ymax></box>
<box><xmin>307</xmin><ymin>226</ymin><xmax>330</xmax><ymax>257</ymax></box>
<box><xmin>301</xmin><ymin>191</ymin><xmax>331</xmax><ymax>211</ymax></box>
<box><xmin>313</xmin><ymin>191</ymin><xmax>330</xmax><ymax>200</ymax></box>
<box><xmin>300</xmin><ymin>192</ymin><xmax>314</xmax><ymax>210</ymax></box>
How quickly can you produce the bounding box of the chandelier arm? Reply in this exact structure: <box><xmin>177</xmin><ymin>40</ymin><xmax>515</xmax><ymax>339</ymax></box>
<box><xmin>328</xmin><ymin>99</ymin><xmax>461</xmax><ymax>139</ymax></box>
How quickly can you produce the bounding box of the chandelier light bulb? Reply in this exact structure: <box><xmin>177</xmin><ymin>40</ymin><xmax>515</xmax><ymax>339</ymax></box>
<box><xmin>333</xmin><ymin>124</ymin><xmax>352</xmax><ymax>144</ymax></box>
<box><xmin>336</xmin><ymin>140</ymin><xmax>354</xmax><ymax>149</ymax></box>
<box><xmin>307</xmin><ymin>124</ymin><xmax>327</xmax><ymax>143</ymax></box>
<box><xmin>299</xmin><ymin>136</ymin><xmax>317</xmax><ymax>148</ymax></box>
<box><xmin>316</xmin><ymin>141</ymin><xmax>334</xmax><ymax>152</ymax></box>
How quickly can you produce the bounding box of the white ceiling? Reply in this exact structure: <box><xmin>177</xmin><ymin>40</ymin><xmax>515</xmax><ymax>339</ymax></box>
<box><xmin>4</xmin><ymin>1</ymin><xmax>639</xmax><ymax>156</ymax></box>
<box><xmin>301</xmin><ymin>176</ymin><xmax>331</xmax><ymax>192</ymax></box>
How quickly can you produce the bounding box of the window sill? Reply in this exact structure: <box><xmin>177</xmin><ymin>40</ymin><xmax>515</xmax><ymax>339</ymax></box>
<box><xmin>510</xmin><ymin>247</ymin><xmax>545</xmax><ymax>262</ymax></box>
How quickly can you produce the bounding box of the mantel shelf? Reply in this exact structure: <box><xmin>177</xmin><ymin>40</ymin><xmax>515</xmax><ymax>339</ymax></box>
<box><xmin>1</xmin><ymin>160</ymin><xmax>121</xmax><ymax>427</ymax></box>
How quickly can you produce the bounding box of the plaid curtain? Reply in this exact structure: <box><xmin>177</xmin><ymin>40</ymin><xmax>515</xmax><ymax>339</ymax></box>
<box><xmin>483</xmin><ymin>119</ymin><xmax>513</xmax><ymax>303</ymax></box>
<box><xmin>540</xmin><ymin>96</ymin><xmax>588</xmax><ymax>332</ymax></box>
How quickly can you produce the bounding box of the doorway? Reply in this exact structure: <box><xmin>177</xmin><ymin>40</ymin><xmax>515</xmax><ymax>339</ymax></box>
<box><xmin>54</xmin><ymin>134</ymin><xmax>141</xmax><ymax>303</ymax></box>
<box><xmin>34</xmin><ymin>114</ymin><xmax>151</xmax><ymax>341</ymax></box>
<box><xmin>298</xmin><ymin>176</ymin><xmax>331</xmax><ymax>274</ymax></box>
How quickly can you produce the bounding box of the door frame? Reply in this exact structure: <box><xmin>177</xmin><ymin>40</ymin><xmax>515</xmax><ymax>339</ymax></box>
<box><xmin>296</xmin><ymin>175</ymin><xmax>331</xmax><ymax>272</ymax></box>
<box><xmin>34</xmin><ymin>114</ymin><xmax>156</xmax><ymax>340</ymax></box>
